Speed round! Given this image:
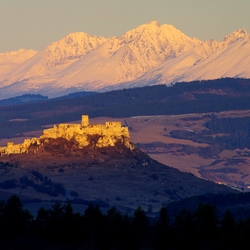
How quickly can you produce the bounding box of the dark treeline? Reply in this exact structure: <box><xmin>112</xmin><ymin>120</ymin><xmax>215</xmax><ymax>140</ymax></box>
<box><xmin>171</xmin><ymin>115</ymin><xmax>250</xmax><ymax>150</ymax></box>
<box><xmin>174</xmin><ymin>77</ymin><xmax>250</xmax><ymax>93</ymax></box>
<box><xmin>205</xmin><ymin>116</ymin><xmax>250</xmax><ymax>136</ymax></box>
<box><xmin>204</xmin><ymin>116</ymin><xmax>250</xmax><ymax>150</ymax></box>
<box><xmin>0</xmin><ymin>94</ymin><xmax>48</xmax><ymax>107</ymax></box>
<box><xmin>1</xmin><ymin>78</ymin><xmax>250</xmax><ymax>138</ymax></box>
<box><xmin>1</xmin><ymin>194</ymin><xmax>250</xmax><ymax>249</ymax></box>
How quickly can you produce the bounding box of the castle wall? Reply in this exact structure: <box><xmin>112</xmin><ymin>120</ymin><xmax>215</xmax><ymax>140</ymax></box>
<box><xmin>105</xmin><ymin>122</ymin><xmax>122</xmax><ymax>128</ymax></box>
<box><xmin>82</xmin><ymin>124</ymin><xmax>106</xmax><ymax>135</ymax></box>
<box><xmin>3</xmin><ymin>142</ymin><xmax>28</xmax><ymax>155</ymax></box>
<box><xmin>0</xmin><ymin>115</ymin><xmax>133</xmax><ymax>155</ymax></box>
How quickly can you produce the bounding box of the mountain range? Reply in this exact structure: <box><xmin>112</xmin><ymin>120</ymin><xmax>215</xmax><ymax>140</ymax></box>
<box><xmin>0</xmin><ymin>21</ymin><xmax>249</xmax><ymax>99</ymax></box>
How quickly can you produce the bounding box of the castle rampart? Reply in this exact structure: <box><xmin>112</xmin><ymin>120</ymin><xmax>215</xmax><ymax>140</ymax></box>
<box><xmin>0</xmin><ymin>115</ymin><xmax>133</xmax><ymax>156</ymax></box>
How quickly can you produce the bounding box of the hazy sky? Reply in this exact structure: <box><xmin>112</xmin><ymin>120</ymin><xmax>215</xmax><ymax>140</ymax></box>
<box><xmin>1</xmin><ymin>0</ymin><xmax>249</xmax><ymax>52</ymax></box>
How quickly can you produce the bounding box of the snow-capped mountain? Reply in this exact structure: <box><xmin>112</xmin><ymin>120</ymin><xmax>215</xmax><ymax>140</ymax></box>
<box><xmin>0</xmin><ymin>32</ymin><xmax>106</xmax><ymax>90</ymax></box>
<box><xmin>124</xmin><ymin>28</ymin><xmax>250</xmax><ymax>88</ymax></box>
<box><xmin>0</xmin><ymin>21</ymin><xmax>249</xmax><ymax>99</ymax></box>
<box><xmin>0</xmin><ymin>49</ymin><xmax>37</xmax><ymax>83</ymax></box>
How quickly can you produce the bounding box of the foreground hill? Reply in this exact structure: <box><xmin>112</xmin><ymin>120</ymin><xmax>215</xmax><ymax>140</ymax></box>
<box><xmin>0</xmin><ymin>21</ymin><xmax>250</xmax><ymax>98</ymax></box>
<box><xmin>0</xmin><ymin>137</ymin><xmax>236</xmax><ymax>212</ymax></box>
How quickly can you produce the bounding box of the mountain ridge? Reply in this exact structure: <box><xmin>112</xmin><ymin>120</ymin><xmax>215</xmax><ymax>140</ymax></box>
<box><xmin>0</xmin><ymin>21</ymin><xmax>249</xmax><ymax>99</ymax></box>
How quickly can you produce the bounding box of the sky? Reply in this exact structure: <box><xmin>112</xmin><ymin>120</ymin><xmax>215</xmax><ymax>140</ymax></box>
<box><xmin>0</xmin><ymin>0</ymin><xmax>250</xmax><ymax>53</ymax></box>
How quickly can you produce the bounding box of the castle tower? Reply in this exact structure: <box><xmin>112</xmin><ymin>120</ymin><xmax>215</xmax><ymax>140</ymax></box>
<box><xmin>7</xmin><ymin>142</ymin><xmax>14</xmax><ymax>148</ymax></box>
<box><xmin>81</xmin><ymin>115</ymin><xmax>89</xmax><ymax>127</ymax></box>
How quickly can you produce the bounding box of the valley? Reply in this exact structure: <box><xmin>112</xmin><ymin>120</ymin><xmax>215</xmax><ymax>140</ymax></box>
<box><xmin>74</xmin><ymin>111</ymin><xmax>250</xmax><ymax>192</ymax></box>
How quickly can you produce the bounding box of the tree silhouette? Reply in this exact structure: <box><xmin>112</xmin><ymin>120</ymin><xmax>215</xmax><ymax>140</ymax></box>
<box><xmin>218</xmin><ymin>209</ymin><xmax>237</xmax><ymax>249</ymax></box>
<box><xmin>194</xmin><ymin>202</ymin><xmax>218</xmax><ymax>249</ymax></box>
<box><xmin>83</xmin><ymin>204</ymin><xmax>105</xmax><ymax>249</ymax></box>
<box><xmin>35</xmin><ymin>206</ymin><xmax>50</xmax><ymax>239</ymax></box>
<box><xmin>131</xmin><ymin>206</ymin><xmax>151</xmax><ymax>249</ymax></box>
<box><xmin>3</xmin><ymin>195</ymin><xmax>33</xmax><ymax>238</ymax></box>
<box><xmin>173</xmin><ymin>208</ymin><xmax>196</xmax><ymax>249</ymax></box>
<box><xmin>154</xmin><ymin>206</ymin><xmax>171</xmax><ymax>249</ymax></box>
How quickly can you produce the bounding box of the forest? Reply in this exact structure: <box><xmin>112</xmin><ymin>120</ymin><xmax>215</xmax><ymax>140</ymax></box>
<box><xmin>170</xmin><ymin>115</ymin><xmax>250</xmax><ymax>150</ymax></box>
<box><xmin>1</xmin><ymin>194</ymin><xmax>250</xmax><ymax>249</ymax></box>
<box><xmin>1</xmin><ymin>78</ymin><xmax>250</xmax><ymax>138</ymax></box>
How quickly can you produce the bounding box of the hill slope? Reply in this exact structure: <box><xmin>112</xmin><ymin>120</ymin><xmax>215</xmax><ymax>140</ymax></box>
<box><xmin>0</xmin><ymin>137</ymin><xmax>237</xmax><ymax>211</ymax></box>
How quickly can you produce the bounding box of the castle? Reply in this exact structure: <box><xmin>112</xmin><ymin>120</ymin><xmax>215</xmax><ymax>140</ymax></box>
<box><xmin>0</xmin><ymin>115</ymin><xmax>133</xmax><ymax>156</ymax></box>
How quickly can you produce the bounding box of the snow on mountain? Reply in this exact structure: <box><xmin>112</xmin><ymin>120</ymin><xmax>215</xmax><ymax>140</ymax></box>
<box><xmin>222</xmin><ymin>28</ymin><xmax>248</xmax><ymax>45</ymax></box>
<box><xmin>0</xmin><ymin>49</ymin><xmax>37</xmax><ymax>82</ymax></box>
<box><xmin>55</xmin><ymin>20</ymin><xmax>200</xmax><ymax>90</ymax></box>
<box><xmin>0</xmin><ymin>21</ymin><xmax>249</xmax><ymax>99</ymax></box>
<box><xmin>119</xmin><ymin>39</ymin><xmax>222</xmax><ymax>89</ymax></box>
<box><xmin>180</xmin><ymin>32</ymin><xmax>250</xmax><ymax>82</ymax></box>
<box><xmin>44</xmin><ymin>32</ymin><xmax>106</xmax><ymax>67</ymax></box>
<box><xmin>119</xmin><ymin>28</ymin><xmax>250</xmax><ymax>89</ymax></box>
<box><xmin>0</xmin><ymin>32</ymin><xmax>106</xmax><ymax>89</ymax></box>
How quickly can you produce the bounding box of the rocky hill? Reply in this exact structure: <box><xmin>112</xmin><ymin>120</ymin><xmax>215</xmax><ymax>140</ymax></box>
<box><xmin>0</xmin><ymin>135</ymin><xmax>237</xmax><ymax>212</ymax></box>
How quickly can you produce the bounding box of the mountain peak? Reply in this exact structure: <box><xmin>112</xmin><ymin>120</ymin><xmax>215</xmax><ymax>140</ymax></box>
<box><xmin>135</xmin><ymin>20</ymin><xmax>180</xmax><ymax>34</ymax></box>
<box><xmin>234</xmin><ymin>28</ymin><xmax>248</xmax><ymax>36</ymax></box>
<box><xmin>122</xmin><ymin>20</ymin><xmax>199</xmax><ymax>45</ymax></box>
<box><xmin>0</xmin><ymin>48</ymin><xmax>37</xmax><ymax>56</ymax></box>
<box><xmin>223</xmin><ymin>28</ymin><xmax>248</xmax><ymax>44</ymax></box>
<box><xmin>44</xmin><ymin>31</ymin><xmax>106</xmax><ymax>66</ymax></box>
<box><xmin>147</xmin><ymin>20</ymin><xmax>160</xmax><ymax>26</ymax></box>
<box><xmin>0</xmin><ymin>49</ymin><xmax>25</xmax><ymax>55</ymax></box>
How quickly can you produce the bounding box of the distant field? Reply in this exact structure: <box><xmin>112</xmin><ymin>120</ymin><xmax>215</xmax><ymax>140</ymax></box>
<box><xmin>91</xmin><ymin>111</ymin><xmax>250</xmax><ymax>191</ymax></box>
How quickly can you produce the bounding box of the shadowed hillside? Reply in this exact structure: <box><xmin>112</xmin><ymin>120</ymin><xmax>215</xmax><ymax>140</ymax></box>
<box><xmin>0</xmin><ymin>136</ymin><xmax>237</xmax><ymax>212</ymax></box>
